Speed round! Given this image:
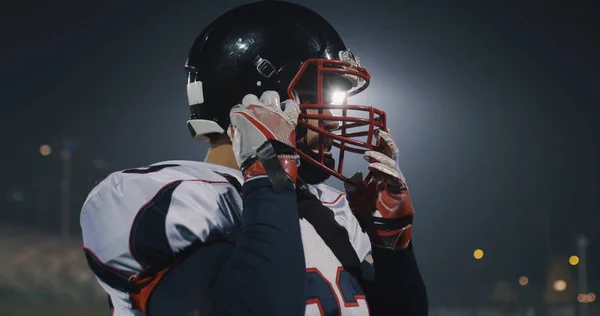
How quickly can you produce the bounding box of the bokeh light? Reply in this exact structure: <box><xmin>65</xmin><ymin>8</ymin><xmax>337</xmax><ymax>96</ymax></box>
<box><xmin>518</xmin><ymin>276</ymin><xmax>528</xmax><ymax>286</ymax></box>
<box><xmin>39</xmin><ymin>144</ymin><xmax>52</xmax><ymax>156</ymax></box>
<box><xmin>552</xmin><ymin>280</ymin><xmax>567</xmax><ymax>292</ymax></box>
<box><xmin>569</xmin><ymin>255</ymin><xmax>579</xmax><ymax>266</ymax></box>
<box><xmin>12</xmin><ymin>191</ymin><xmax>24</xmax><ymax>202</ymax></box>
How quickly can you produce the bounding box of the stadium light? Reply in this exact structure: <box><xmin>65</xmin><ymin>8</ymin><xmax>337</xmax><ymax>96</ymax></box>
<box><xmin>331</xmin><ymin>91</ymin><xmax>347</xmax><ymax>105</ymax></box>
<box><xmin>328</xmin><ymin>90</ymin><xmax>347</xmax><ymax>121</ymax></box>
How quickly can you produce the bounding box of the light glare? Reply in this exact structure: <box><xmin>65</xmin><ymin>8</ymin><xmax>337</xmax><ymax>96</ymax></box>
<box><xmin>331</xmin><ymin>91</ymin><xmax>347</xmax><ymax>105</ymax></box>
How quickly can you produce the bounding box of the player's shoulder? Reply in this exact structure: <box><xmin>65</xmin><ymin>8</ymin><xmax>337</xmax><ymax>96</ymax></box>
<box><xmin>114</xmin><ymin>160</ymin><xmax>241</xmax><ymax>183</ymax></box>
<box><xmin>99</xmin><ymin>160</ymin><xmax>240</xmax><ymax>187</ymax></box>
<box><xmin>84</xmin><ymin>160</ymin><xmax>242</xmax><ymax>212</ymax></box>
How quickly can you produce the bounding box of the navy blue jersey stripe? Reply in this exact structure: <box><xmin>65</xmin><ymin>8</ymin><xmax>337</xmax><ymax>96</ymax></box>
<box><xmin>129</xmin><ymin>180</ymin><xmax>182</xmax><ymax>269</ymax></box>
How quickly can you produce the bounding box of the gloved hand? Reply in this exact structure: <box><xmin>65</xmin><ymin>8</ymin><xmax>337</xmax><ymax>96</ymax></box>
<box><xmin>228</xmin><ymin>91</ymin><xmax>300</xmax><ymax>183</ymax></box>
<box><xmin>345</xmin><ymin>130</ymin><xmax>414</xmax><ymax>250</ymax></box>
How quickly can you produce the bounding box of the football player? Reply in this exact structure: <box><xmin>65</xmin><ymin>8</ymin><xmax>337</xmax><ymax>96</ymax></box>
<box><xmin>80</xmin><ymin>1</ymin><xmax>427</xmax><ymax>315</ymax></box>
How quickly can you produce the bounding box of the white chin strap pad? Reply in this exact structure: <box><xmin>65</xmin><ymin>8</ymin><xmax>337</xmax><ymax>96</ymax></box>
<box><xmin>187</xmin><ymin>80</ymin><xmax>225</xmax><ymax>142</ymax></box>
<box><xmin>187</xmin><ymin>119</ymin><xmax>225</xmax><ymax>142</ymax></box>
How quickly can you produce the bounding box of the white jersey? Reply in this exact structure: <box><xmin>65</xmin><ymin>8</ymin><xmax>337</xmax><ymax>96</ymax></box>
<box><xmin>81</xmin><ymin>160</ymin><xmax>371</xmax><ymax>315</ymax></box>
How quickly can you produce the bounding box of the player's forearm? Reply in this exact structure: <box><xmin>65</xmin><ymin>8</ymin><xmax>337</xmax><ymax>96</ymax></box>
<box><xmin>368</xmin><ymin>242</ymin><xmax>428</xmax><ymax>315</ymax></box>
<box><xmin>215</xmin><ymin>177</ymin><xmax>305</xmax><ymax>316</ymax></box>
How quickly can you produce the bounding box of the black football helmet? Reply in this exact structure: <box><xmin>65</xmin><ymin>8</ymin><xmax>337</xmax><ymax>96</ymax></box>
<box><xmin>186</xmin><ymin>0</ymin><xmax>386</xmax><ymax>185</ymax></box>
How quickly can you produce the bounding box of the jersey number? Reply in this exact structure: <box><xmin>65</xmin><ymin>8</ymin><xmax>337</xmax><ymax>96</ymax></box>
<box><xmin>306</xmin><ymin>267</ymin><xmax>367</xmax><ymax>315</ymax></box>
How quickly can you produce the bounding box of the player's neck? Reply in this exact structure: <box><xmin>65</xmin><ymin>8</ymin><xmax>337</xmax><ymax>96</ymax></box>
<box><xmin>205</xmin><ymin>143</ymin><xmax>239</xmax><ymax>170</ymax></box>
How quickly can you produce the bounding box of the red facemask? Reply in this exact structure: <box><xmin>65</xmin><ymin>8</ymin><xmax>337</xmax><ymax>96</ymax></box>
<box><xmin>288</xmin><ymin>56</ymin><xmax>387</xmax><ymax>186</ymax></box>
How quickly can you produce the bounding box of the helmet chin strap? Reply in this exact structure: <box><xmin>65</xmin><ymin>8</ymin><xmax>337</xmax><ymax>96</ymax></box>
<box><xmin>296</xmin><ymin>138</ymin><xmax>334</xmax><ymax>185</ymax></box>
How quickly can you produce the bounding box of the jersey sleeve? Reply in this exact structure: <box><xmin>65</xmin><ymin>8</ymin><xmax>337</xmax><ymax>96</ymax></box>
<box><xmin>81</xmin><ymin>170</ymin><xmax>243</xmax><ymax>314</ymax></box>
<box><xmin>366</xmin><ymin>243</ymin><xmax>429</xmax><ymax>315</ymax></box>
<box><xmin>145</xmin><ymin>178</ymin><xmax>307</xmax><ymax>316</ymax></box>
<box><xmin>163</xmin><ymin>180</ymin><xmax>243</xmax><ymax>253</ymax></box>
<box><xmin>81</xmin><ymin>167</ymin><xmax>306</xmax><ymax>316</ymax></box>
<box><xmin>81</xmin><ymin>173</ymin><xmax>241</xmax><ymax>273</ymax></box>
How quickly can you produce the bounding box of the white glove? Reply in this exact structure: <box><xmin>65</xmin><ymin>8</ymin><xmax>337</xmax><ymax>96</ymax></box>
<box><xmin>228</xmin><ymin>91</ymin><xmax>300</xmax><ymax>181</ymax></box>
<box><xmin>364</xmin><ymin>129</ymin><xmax>406</xmax><ymax>185</ymax></box>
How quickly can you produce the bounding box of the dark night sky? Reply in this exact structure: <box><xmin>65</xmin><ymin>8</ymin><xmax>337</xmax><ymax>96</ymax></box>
<box><xmin>1</xmin><ymin>0</ymin><xmax>598</xmax><ymax>300</ymax></box>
